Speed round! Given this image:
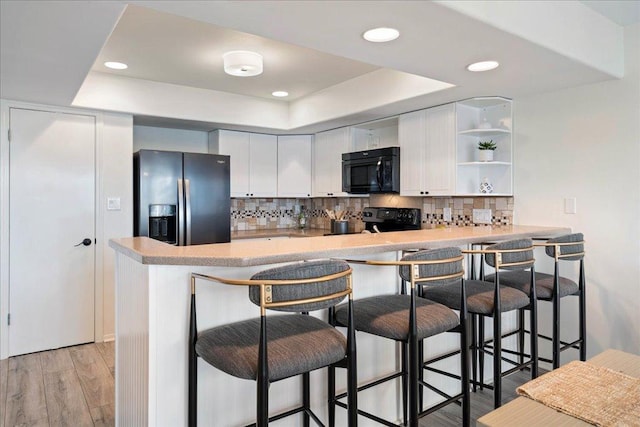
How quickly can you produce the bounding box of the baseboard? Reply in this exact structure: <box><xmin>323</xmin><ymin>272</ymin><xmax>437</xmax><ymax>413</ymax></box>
<box><xmin>102</xmin><ymin>333</ymin><xmax>115</xmax><ymax>342</ymax></box>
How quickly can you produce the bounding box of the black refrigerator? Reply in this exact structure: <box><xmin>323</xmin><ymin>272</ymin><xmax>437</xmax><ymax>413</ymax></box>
<box><xmin>134</xmin><ymin>150</ymin><xmax>231</xmax><ymax>245</ymax></box>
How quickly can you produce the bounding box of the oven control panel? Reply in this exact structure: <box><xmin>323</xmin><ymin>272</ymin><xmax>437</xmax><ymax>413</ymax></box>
<box><xmin>362</xmin><ymin>207</ymin><xmax>421</xmax><ymax>231</ymax></box>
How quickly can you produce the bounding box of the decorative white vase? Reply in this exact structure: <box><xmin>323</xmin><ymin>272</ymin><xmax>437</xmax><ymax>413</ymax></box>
<box><xmin>478</xmin><ymin>118</ymin><xmax>492</xmax><ymax>129</ymax></box>
<box><xmin>478</xmin><ymin>150</ymin><xmax>494</xmax><ymax>162</ymax></box>
<box><xmin>480</xmin><ymin>177</ymin><xmax>494</xmax><ymax>194</ymax></box>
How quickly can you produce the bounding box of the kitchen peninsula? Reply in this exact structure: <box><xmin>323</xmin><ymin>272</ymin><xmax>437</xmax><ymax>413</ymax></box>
<box><xmin>110</xmin><ymin>225</ymin><xmax>569</xmax><ymax>426</ymax></box>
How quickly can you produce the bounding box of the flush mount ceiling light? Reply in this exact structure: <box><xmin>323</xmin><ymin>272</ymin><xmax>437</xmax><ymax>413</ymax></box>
<box><xmin>363</xmin><ymin>27</ymin><xmax>400</xmax><ymax>43</ymax></box>
<box><xmin>223</xmin><ymin>51</ymin><xmax>263</xmax><ymax>77</ymax></box>
<box><xmin>104</xmin><ymin>61</ymin><xmax>128</xmax><ymax>70</ymax></box>
<box><xmin>272</xmin><ymin>91</ymin><xmax>289</xmax><ymax>97</ymax></box>
<box><xmin>467</xmin><ymin>60</ymin><xmax>500</xmax><ymax>72</ymax></box>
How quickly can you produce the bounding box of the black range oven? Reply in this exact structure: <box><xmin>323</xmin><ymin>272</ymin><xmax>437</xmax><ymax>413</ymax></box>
<box><xmin>362</xmin><ymin>207</ymin><xmax>421</xmax><ymax>232</ymax></box>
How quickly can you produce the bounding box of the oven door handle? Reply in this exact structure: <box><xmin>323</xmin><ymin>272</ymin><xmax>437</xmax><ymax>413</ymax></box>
<box><xmin>376</xmin><ymin>158</ymin><xmax>383</xmax><ymax>191</ymax></box>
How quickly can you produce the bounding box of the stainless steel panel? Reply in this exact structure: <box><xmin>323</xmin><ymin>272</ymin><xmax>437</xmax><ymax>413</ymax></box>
<box><xmin>183</xmin><ymin>153</ymin><xmax>231</xmax><ymax>244</ymax></box>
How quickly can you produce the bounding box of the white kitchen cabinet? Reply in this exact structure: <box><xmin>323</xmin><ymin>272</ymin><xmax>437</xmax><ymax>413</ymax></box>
<box><xmin>456</xmin><ymin>97</ymin><xmax>513</xmax><ymax>196</ymax></box>
<box><xmin>313</xmin><ymin>127</ymin><xmax>351</xmax><ymax>197</ymax></box>
<box><xmin>351</xmin><ymin>117</ymin><xmax>399</xmax><ymax>151</ymax></box>
<box><xmin>399</xmin><ymin>103</ymin><xmax>456</xmax><ymax>196</ymax></box>
<box><xmin>277</xmin><ymin>135</ymin><xmax>312</xmax><ymax>197</ymax></box>
<box><xmin>209</xmin><ymin>130</ymin><xmax>277</xmax><ymax>197</ymax></box>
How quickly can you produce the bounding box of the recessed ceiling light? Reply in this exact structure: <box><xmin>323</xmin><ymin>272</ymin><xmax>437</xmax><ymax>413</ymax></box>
<box><xmin>363</xmin><ymin>27</ymin><xmax>400</xmax><ymax>43</ymax></box>
<box><xmin>467</xmin><ymin>61</ymin><xmax>500</xmax><ymax>72</ymax></box>
<box><xmin>104</xmin><ymin>61</ymin><xmax>128</xmax><ymax>70</ymax></box>
<box><xmin>272</xmin><ymin>91</ymin><xmax>289</xmax><ymax>97</ymax></box>
<box><xmin>223</xmin><ymin>51</ymin><xmax>263</xmax><ymax>77</ymax></box>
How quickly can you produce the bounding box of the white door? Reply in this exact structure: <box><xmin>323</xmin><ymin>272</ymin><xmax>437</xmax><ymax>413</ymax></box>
<box><xmin>9</xmin><ymin>108</ymin><xmax>96</xmax><ymax>356</ymax></box>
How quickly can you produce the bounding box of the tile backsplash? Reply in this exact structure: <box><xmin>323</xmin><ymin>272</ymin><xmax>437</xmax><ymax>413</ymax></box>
<box><xmin>231</xmin><ymin>196</ymin><xmax>514</xmax><ymax>232</ymax></box>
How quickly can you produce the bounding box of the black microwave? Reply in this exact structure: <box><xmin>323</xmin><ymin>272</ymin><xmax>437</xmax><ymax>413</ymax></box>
<box><xmin>342</xmin><ymin>146</ymin><xmax>400</xmax><ymax>194</ymax></box>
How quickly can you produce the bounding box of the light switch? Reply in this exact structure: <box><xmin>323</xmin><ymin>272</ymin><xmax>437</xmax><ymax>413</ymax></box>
<box><xmin>564</xmin><ymin>197</ymin><xmax>577</xmax><ymax>214</ymax></box>
<box><xmin>107</xmin><ymin>197</ymin><xmax>121</xmax><ymax>211</ymax></box>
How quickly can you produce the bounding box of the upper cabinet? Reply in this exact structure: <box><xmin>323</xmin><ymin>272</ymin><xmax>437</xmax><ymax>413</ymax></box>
<box><xmin>399</xmin><ymin>103</ymin><xmax>456</xmax><ymax>196</ymax></box>
<box><xmin>277</xmin><ymin>135</ymin><xmax>312</xmax><ymax>198</ymax></box>
<box><xmin>313</xmin><ymin>127</ymin><xmax>351</xmax><ymax>197</ymax></box>
<box><xmin>208</xmin><ymin>96</ymin><xmax>512</xmax><ymax>199</ymax></box>
<box><xmin>455</xmin><ymin>97</ymin><xmax>513</xmax><ymax>196</ymax></box>
<box><xmin>351</xmin><ymin>117</ymin><xmax>399</xmax><ymax>151</ymax></box>
<box><xmin>209</xmin><ymin>130</ymin><xmax>277</xmax><ymax>197</ymax></box>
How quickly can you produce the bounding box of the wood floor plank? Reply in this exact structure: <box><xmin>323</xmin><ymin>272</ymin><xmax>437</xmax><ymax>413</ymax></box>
<box><xmin>43</xmin><ymin>368</ymin><xmax>93</xmax><ymax>427</ymax></box>
<box><xmin>7</xmin><ymin>417</ymin><xmax>50</xmax><ymax>427</ymax></box>
<box><xmin>69</xmin><ymin>344</ymin><xmax>115</xmax><ymax>409</ymax></box>
<box><xmin>2</xmin><ymin>342</ymin><xmax>545</xmax><ymax>427</ymax></box>
<box><xmin>90</xmin><ymin>403</ymin><xmax>116</xmax><ymax>427</ymax></box>
<box><xmin>1</xmin><ymin>357</ymin><xmax>8</xmax><ymax>427</ymax></box>
<box><xmin>39</xmin><ymin>349</ymin><xmax>74</xmax><ymax>375</ymax></box>
<box><xmin>95</xmin><ymin>341</ymin><xmax>115</xmax><ymax>373</ymax></box>
<box><xmin>5</xmin><ymin>353</ymin><xmax>48</xmax><ymax>426</ymax></box>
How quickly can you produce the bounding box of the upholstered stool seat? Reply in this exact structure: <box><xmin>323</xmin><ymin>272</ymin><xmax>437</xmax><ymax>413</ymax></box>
<box><xmin>486</xmin><ymin>270</ymin><xmax>578</xmax><ymax>300</ymax></box>
<box><xmin>196</xmin><ymin>314</ymin><xmax>348</xmax><ymax>382</ymax></box>
<box><xmin>423</xmin><ymin>280</ymin><xmax>530</xmax><ymax>315</ymax></box>
<box><xmin>335</xmin><ymin>294</ymin><xmax>459</xmax><ymax>342</ymax></box>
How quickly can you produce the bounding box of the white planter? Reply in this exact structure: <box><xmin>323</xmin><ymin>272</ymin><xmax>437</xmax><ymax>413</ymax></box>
<box><xmin>478</xmin><ymin>150</ymin><xmax>494</xmax><ymax>162</ymax></box>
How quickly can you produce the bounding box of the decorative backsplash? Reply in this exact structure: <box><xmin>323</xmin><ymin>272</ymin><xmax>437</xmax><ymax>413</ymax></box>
<box><xmin>231</xmin><ymin>196</ymin><xmax>514</xmax><ymax>232</ymax></box>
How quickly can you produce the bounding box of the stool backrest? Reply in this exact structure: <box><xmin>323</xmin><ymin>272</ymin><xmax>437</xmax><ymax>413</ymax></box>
<box><xmin>249</xmin><ymin>259</ymin><xmax>351</xmax><ymax>312</ymax></box>
<box><xmin>398</xmin><ymin>247</ymin><xmax>464</xmax><ymax>286</ymax></box>
<box><xmin>544</xmin><ymin>233</ymin><xmax>585</xmax><ymax>261</ymax></box>
<box><xmin>485</xmin><ymin>238</ymin><xmax>535</xmax><ymax>270</ymax></box>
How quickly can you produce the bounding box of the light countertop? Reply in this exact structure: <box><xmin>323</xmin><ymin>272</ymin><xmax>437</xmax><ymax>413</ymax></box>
<box><xmin>231</xmin><ymin>228</ymin><xmax>327</xmax><ymax>239</ymax></box>
<box><xmin>109</xmin><ymin>225</ymin><xmax>571</xmax><ymax>267</ymax></box>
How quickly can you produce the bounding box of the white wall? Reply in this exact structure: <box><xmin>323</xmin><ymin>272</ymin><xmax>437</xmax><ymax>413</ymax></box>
<box><xmin>99</xmin><ymin>113</ymin><xmax>134</xmax><ymax>340</ymax></box>
<box><xmin>513</xmin><ymin>23</ymin><xmax>640</xmax><ymax>358</ymax></box>
<box><xmin>133</xmin><ymin>125</ymin><xmax>208</xmax><ymax>153</ymax></box>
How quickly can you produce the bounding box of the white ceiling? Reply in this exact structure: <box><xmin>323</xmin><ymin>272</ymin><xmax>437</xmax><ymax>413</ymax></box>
<box><xmin>94</xmin><ymin>5</ymin><xmax>382</xmax><ymax>101</ymax></box>
<box><xmin>1</xmin><ymin>1</ymin><xmax>638</xmax><ymax>134</ymax></box>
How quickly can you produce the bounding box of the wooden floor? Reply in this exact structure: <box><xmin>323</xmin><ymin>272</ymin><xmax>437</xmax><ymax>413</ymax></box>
<box><xmin>1</xmin><ymin>341</ymin><xmax>535</xmax><ymax>426</ymax></box>
<box><xmin>419</xmin><ymin>368</ymin><xmax>534</xmax><ymax>426</ymax></box>
<box><xmin>1</xmin><ymin>342</ymin><xmax>115</xmax><ymax>427</ymax></box>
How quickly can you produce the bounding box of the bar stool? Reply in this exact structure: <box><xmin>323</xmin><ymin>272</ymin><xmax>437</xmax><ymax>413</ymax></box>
<box><xmin>188</xmin><ymin>259</ymin><xmax>358</xmax><ymax>426</ymax></box>
<box><xmin>332</xmin><ymin>247</ymin><xmax>470</xmax><ymax>427</ymax></box>
<box><xmin>486</xmin><ymin>233</ymin><xmax>586</xmax><ymax>369</ymax></box>
<box><xmin>422</xmin><ymin>239</ymin><xmax>538</xmax><ymax>409</ymax></box>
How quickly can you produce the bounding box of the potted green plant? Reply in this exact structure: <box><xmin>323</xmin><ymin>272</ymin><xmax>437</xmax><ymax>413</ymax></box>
<box><xmin>478</xmin><ymin>140</ymin><xmax>496</xmax><ymax>161</ymax></box>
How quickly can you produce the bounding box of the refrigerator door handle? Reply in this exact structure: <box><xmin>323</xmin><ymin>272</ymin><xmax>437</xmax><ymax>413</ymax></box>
<box><xmin>185</xmin><ymin>179</ymin><xmax>192</xmax><ymax>246</ymax></box>
<box><xmin>177</xmin><ymin>179</ymin><xmax>185</xmax><ymax>246</ymax></box>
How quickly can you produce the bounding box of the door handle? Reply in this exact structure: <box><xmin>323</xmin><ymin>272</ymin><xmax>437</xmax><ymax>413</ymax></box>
<box><xmin>74</xmin><ymin>238</ymin><xmax>92</xmax><ymax>247</ymax></box>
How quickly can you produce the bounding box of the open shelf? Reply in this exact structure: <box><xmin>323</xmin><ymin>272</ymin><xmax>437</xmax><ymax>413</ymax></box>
<box><xmin>458</xmin><ymin>128</ymin><xmax>511</xmax><ymax>137</ymax></box>
<box><xmin>456</xmin><ymin>97</ymin><xmax>513</xmax><ymax>196</ymax></box>
<box><xmin>458</xmin><ymin>161</ymin><xmax>511</xmax><ymax>166</ymax></box>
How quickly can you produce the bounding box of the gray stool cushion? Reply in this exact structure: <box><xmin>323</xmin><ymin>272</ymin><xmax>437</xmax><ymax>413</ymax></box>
<box><xmin>196</xmin><ymin>314</ymin><xmax>346</xmax><ymax>382</ymax></box>
<box><xmin>422</xmin><ymin>280</ymin><xmax>530</xmax><ymax>315</ymax></box>
<box><xmin>334</xmin><ymin>294</ymin><xmax>459</xmax><ymax>341</ymax></box>
<box><xmin>485</xmin><ymin>271</ymin><xmax>579</xmax><ymax>300</ymax></box>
